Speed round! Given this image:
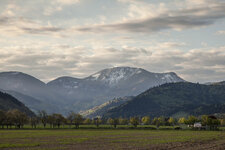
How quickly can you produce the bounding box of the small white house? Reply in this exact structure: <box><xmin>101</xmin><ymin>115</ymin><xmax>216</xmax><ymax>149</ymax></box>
<box><xmin>194</xmin><ymin>122</ymin><xmax>202</xmax><ymax>128</ymax></box>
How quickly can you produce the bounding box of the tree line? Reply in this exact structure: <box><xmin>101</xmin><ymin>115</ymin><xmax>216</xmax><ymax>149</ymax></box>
<box><xmin>0</xmin><ymin>109</ymin><xmax>224</xmax><ymax>130</ymax></box>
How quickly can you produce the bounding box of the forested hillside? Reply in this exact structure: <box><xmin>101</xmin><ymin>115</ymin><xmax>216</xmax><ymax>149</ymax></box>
<box><xmin>0</xmin><ymin>91</ymin><xmax>35</xmax><ymax>116</ymax></box>
<box><xmin>103</xmin><ymin>82</ymin><xmax>225</xmax><ymax>118</ymax></box>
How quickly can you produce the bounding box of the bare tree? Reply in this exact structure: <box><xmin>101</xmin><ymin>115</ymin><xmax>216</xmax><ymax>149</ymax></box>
<box><xmin>93</xmin><ymin>118</ymin><xmax>102</xmax><ymax>128</ymax></box>
<box><xmin>47</xmin><ymin>115</ymin><xmax>55</xmax><ymax>128</ymax></box>
<box><xmin>67</xmin><ymin>111</ymin><xmax>76</xmax><ymax>128</ymax></box>
<box><xmin>38</xmin><ymin>110</ymin><xmax>48</xmax><ymax>128</ymax></box>
<box><xmin>5</xmin><ymin>110</ymin><xmax>14</xmax><ymax>128</ymax></box>
<box><xmin>0</xmin><ymin>110</ymin><xmax>6</xmax><ymax>128</ymax></box>
<box><xmin>74</xmin><ymin>114</ymin><xmax>83</xmax><ymax>128</ymax></box>
<box><xmin>52</xmin><ymin>114</ymin><xmax>65</xmax><ymax>128</ymax></box>
<box><xmin>14</xmin><ymin>110</ymin><xmax>28</xmax><ymax>128</ymax></box>
<box><xmin>7</xmin><ymin>109</ymin><xmax>28</xmax><ymax>128</ymax></box>
<box><xmin>30</xmin><ymin>117</ymin><xmax>39</xmax><ymax>128</ymax></box>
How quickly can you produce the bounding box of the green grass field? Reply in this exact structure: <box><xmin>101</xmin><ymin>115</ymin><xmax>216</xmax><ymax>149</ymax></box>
<box><xmin>0</xmin><ymin>129</ymin><xmax>224</xmax><ymax>150</ymax></box>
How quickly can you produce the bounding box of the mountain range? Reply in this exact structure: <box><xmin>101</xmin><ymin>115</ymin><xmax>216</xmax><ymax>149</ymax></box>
<box><xmin>0</xmin><ymin>67</ymin><xmax>184</xmax><ymax>114</ymax></box>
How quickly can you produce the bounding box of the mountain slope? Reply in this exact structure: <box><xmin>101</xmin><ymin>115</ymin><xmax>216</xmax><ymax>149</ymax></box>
<box><xmin>47</xmin><ymin>67</ymin><xmax>185</xmax><ymax>112</ymax></box>
<box><xmin>0</xmin><ymin>72</ymin><xmax>65</xmax><ymax>114</ymax></box>
<box><xmin>80</xmin><ymin>96</ymin><xmax>134</xmax><ymax>118</ymax></box>
<box><xmin>103</xmin><ymin>82</ymin><xmax>225</xmax><ymax>118</ymax></box>
<box><xmin>0</xmin><ymin>91</ymin><xmax>35</xmax><ymax>116</ymax></box>
<box><xmin>0</xmin><ymin>72</ymin><xmax>46</xmax><ymax>98</ymax></box>
<box><xmin>4</xmin><ymin>90</ymin><xmax>54</xmax><ymax>114</ymax></box>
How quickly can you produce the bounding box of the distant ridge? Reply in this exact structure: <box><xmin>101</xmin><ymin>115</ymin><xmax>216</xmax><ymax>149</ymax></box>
<box><xmin>0</xmin><ymin>67</ymin><xmax>185</xmax><ymax>114</ymax></box>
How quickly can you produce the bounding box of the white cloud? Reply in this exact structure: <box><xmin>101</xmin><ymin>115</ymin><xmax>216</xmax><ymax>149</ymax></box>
<box><xmin>43</xmin><ymin>6</ymin><xmax>62</xmax><ymax>16</ymax></box>
<box><xmin>43</xmin><ymin>0</ymin><xmax>79</xmax><ymax>16</ymax></box>
<box><xmin>157</xmin><ymin>42</ymin><xmax>186</xmax><ymax>49</ymax></box>
<box><xmin>1</xmin><ymin>3</ymin><xmax>21</xmax><ymax>17</ymax></box>
<box><xmin>122</xmin><ymin>0</ymin><xmax>168</xmax><ymax>20</ymax></box>
<box><xmin>56</xmin><ymin>0</ymin><xmax>80</xmax><ymax>5</ymax></box>
<box><xmin>217</xmin><ymin>30</ymin><xmax>225</xmax><ymax>35</ymax></box>
<box><xmin>201</xmin><ymin>42</ymin><xmax>208</xmax><ymax>47</ymax></box>
<box><xmin>0</xmin><ymin>43</ymin><xmax>225</xmax><ymax>83</ymax></box>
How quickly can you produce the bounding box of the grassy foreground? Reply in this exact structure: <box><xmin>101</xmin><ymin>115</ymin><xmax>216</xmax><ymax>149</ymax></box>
<box><xmin>0</xmin><ymin>129</ymin><xmax>224</xmax><ymax>150</ymax></box>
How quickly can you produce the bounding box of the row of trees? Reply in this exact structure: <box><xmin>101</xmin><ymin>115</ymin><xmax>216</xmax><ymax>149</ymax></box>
<box><xmin>0</xmin><ymin>109</ymin><xmax>224</xmax><ymax>129</ymax></box>
<box><xmin>108</xmin><ymin>115</ymin><xmax>224</xmax><ymax>129</ymax></box>
<box><xmin>0</xmin><ymin>109</ymin><xmax>27</xmax><ymax>128</ymax></box>
<box><xmin>0</xmin><ymin>110</ymin><xmax>102</xmax><ymax>129</ymax></box>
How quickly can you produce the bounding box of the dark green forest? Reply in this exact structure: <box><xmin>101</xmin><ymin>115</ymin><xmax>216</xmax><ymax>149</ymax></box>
<box><xmin>103</xmin><ymin>82</ymin><xmax>225</xmax><ymax>118</ymax></box>
<box><xmin>0</xmin><ymin>91</ymin><xmax>35</xmax><ymax>116</ymax></box>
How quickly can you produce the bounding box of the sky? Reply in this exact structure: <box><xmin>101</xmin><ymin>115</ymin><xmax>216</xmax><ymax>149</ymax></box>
<box><xmin>0</xmin><ymin>0</ymin><xmax>225</xmax><ymax>83</ymax></box>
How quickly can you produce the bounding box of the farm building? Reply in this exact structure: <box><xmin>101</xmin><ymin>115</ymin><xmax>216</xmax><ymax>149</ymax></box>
<box><xmin>194</xmin><ymin>122</ymin><xmax>202</xmax><ymax>128</ymax></box>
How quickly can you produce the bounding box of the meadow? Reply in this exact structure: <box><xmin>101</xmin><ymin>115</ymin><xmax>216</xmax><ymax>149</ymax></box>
<box><xmin>0</xmin><ymin>128</ymin><xmax>224</xmax><ymax>150</ymax></box>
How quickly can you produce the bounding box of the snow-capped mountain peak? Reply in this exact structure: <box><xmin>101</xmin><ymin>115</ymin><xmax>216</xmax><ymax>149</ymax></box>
<box><xmin>88</xmin><ymin>67</ymin><xmax>143</xmax><ymax>86</ymax></box>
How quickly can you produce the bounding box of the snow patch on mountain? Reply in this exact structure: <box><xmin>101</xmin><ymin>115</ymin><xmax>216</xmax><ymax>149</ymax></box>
<box><xmin>90</xmin><ymin>67</ymin><xmax>143</xmax><ymax>86</ymax></box>
<box><xmin>162</xmin><ymin>74</ymin><xmax>173</xmax><ymax>82</ymax></box>
<box><xmin>91</xmin><ymin>73</ymin><xmax>101</xmax><ymax>80</ymax></box>
<box><xmin>161</xmin><ymin>73</ymin><xmax>182</xmax><ymax>83</ymax></box>
<box><xmin>102</xmin><ymin>69</ymin><xmax>127</xmax><ymax>85</ymax></box>
<box><xmin>136</xmin><ymin>70</ymin><xmax>142</xmax><ymax>74</ymax></box>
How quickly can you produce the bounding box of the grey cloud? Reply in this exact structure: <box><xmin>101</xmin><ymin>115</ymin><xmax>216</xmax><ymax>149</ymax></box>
<box><xmin>0</xmin><ymin>17</ymin><xmax>9</xmax><ymax>25</ymax></box>
<box><xmin>1</xmin><ymin>45</ymin><xmax>225</xmax><ymax>83</ymax></box>
<box><xmin>1</xmin><ymin>1</ymin><xmax>225</xmax><ymax>36</ymax></box>
<box><xmin>0</xmin><ymin>16</ymin><xmax>65</xmax><ymax>36</ymax></box>
<box><xmin>21</xmin><ymin>27</ymin><xmax>63</xmax><ymax>34</ymax></box>
<box><xmin>76</xmin><ymin>3</ymin><xmax>225</xmax><ymax>33</ymax></box>
<box><xmin>0</xmin><ymin>16</ymin><xmax>34</xmax><ymax>26</ymax></box>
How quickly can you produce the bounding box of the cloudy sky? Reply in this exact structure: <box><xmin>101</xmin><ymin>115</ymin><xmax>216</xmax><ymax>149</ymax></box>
<box><xmin>0</xmin><ymin>0</ymin><xmax>225</xmax><ymax>83</ymax></box>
